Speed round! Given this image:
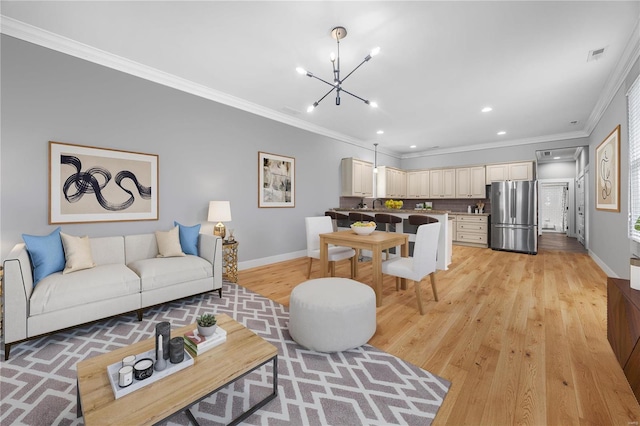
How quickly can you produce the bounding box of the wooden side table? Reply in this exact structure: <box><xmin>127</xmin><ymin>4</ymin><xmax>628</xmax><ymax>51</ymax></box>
<box><xmin>223</xmin><ymin>240</ymin><xmax>239</xmax><ymax>283</ymax></box>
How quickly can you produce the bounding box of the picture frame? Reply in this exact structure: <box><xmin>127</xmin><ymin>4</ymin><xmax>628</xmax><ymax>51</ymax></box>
<box><xmin>258</xmin><ymin>151</ymin><xmax>295</xmax><ymax>208</ymax></box>
<box><xmin>595</xmin><ymin>125</ymin><xmax>621</xmax><ymax>212</ymax></box>
<box><xmin>49</xmin><ymin>141</ymin><xmax>159</xmax><ymax>223</ymax></box>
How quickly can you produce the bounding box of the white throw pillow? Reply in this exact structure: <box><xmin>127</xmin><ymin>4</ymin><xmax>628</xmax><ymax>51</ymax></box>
<box><xmin>60</xmin><ymin>232</ymin><xmax>96</xmax><ymax>274</ymax></box>
<box><xmin>156</xmin><ymin>226</ymin><xmax>186</xmax><ymax>258</ymax></box>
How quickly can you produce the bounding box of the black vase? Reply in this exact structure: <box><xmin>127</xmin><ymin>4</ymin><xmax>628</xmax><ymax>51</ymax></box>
<box><xmin>169</xmin><ymin>337</ymin><xmax>185</xmax><ymax>363</ymax></box>
<box><xmin>155</xmin><ymin>321</ymin><xmax>170</xmax><ymax>361</ymax></box>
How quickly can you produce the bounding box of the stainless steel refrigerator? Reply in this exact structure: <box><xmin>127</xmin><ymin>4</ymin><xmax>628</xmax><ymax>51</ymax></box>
<box><xmin>490</xmin><ymin>180</ymin><xmax>538</xmax><ymax>254</ymax></box>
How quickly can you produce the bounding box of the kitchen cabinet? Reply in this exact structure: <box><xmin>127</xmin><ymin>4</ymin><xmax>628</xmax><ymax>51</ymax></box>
<box><xmin>377</xmin><ymin>166</ymin><xmax>407</xmax><ymax>198</ymax></box>
<box><xmin>430</xmin><ymin>169</ymin><xmax>456</xmax><ymax>198</ymax></box>
<box><xmin>486</xmin><ymin>161</ymin><xmax>534</xmax><ymax>182</ymax></box>
<box><xmin>453</xmin><ymin>214</ymin><xmax>488</xmax><ymax>248</ymax></box>
<box><xmin>455</xmin><ymin>166</ymin><xmax>486</xmax><ymax>198</ymax></box>
<box><xmin>406</xmin><ymin>170</ymin><xmax>430</xmax><ymax>198</ymax></box>
<box><xmin>341</xmin><ymin>158</ymin><xmax>373</xmax><ymax>197</ymax></box>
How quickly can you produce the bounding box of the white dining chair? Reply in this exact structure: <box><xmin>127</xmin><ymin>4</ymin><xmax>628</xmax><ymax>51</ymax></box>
<box><xmin>381</xmin><ymin>222</ymin><xmax>441</xmax><ymax>315</ymax></box>
<box><xmin>305</xmin><ymin>216</ymin><xmax>356</xmax><ymax>279</ymax></box>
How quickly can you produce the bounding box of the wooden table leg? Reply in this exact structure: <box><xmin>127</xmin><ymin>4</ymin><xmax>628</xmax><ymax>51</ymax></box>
<box><xmin>400</xmin><ymin>240</ymin><xmax>409</xmax><ymax>290</ymax></box>
<box><xmin>320</xmin><ymin>236</ymin><xmax>329</xmax><ymax>278</ymax></box>
<box><xmin>372</xmin><ymin>245</ymin><xmax>383</xmax><ymax>307</ymax></box>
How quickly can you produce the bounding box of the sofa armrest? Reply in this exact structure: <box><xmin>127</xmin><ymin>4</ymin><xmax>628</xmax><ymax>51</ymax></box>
<box><xmin>198</xmin><ymin>234</ymin><xmax>223</xmax><ymax>290</ymax></box>
<box><xmin>2</xmin><ymin>243</ymin><xmax>32</xmax><ymax>344</ymax></box>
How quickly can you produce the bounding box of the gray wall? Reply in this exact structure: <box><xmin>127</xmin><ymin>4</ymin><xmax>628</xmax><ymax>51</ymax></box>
<box><xmin>587</xmin><ymin>56</ymin><xmax>640</xmax><ymax>278</ymax></box>
<box><xmin>537</xmin><ymin>161</ymin><xmax>576</xmax><ymax>180</ymax></box>
<box><xmin>1</xmin><ymin>35</ymin><xmax>394</xmax><ymax>263</ymax></box>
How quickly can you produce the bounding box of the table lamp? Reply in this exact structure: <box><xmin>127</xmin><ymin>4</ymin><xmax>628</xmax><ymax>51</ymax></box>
<box><xmin>208</xmin><ymin>201</ymin><xmax>232</xmax><ymax>239</ymax></box>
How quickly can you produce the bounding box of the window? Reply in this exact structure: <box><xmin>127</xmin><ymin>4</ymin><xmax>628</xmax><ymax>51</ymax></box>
<box><xmin>629</xmin><ymin>74</ymin><xmax>640</xmax><ymax>242</ymax></box>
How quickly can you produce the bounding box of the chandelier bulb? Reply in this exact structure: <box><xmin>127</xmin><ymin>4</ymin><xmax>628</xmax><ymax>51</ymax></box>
<box><xmin>296</xmin><ymin>67</ymin><xmax>306</xmax><ymax>75</ymax></box>
<box><xmin>307</xmin><ymin>105</ymin><xmax>315</xmax><ymax>113</ymax></box>
<box><xmin>330</xmin><ymin>52</ymin><xmax>336</xmax><ymax>62</ymax></box>
<box><xmin>370</xmin><ymin>101</ymin><xmax>378</xmax><ymax>108</ymax></box>
<box><xmin>370</xmin><ymin>46</ymin><xmax>381</xmax><ymax>57</ymax></box>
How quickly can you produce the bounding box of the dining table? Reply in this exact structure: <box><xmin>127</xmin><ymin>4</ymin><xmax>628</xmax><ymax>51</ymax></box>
<box><xmin>319</xmin><ymin>230</ymin><xmax>409</xmax><ymax>307</ymax></box>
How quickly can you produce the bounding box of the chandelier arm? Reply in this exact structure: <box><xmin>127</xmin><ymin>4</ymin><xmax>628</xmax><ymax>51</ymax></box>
<box><xmin>314</xmin><ymin>86</ymin><xmax>338</xmax><ymax>106</ymax></box>
<box><xmin>340</xmin><ymin>58</ymin><xmax>369</xmax><ymax>84</ymax></box>
<box><xmin>310</xmin><ymin>74</ymin><xmax>338</xmax><ymax>88</ymax></box>
<box><xmin>339</xmin><ymin>88</ymin><xmax>369</xmax><ymax>104</ymax></box>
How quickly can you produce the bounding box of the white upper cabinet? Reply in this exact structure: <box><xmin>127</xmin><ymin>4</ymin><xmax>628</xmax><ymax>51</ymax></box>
<box><xmin>485</xmin><ymin>161</ymin><xmax>534</xmax><ymax>182</ymax></box>
<box><xmin>430</xmin><ymin>169</ymin><xmax>456</xmax><ymax>198</ymax></box>
<box><xmin>377</xmin><ymin>166</ymin><xmax>407</xmax><ymax>198</ymax></box>
<box><xmin>341</xmin><ymin>158</ymin><xmax>373</xmax><ymax>197</ymax></box>
<box><xmin>455</xmin><ymin>166</ymin><xmax>486</xmax><ymax>198</ymax></box>
<box><xmin>406</xmin><ymin>170</ymin><xmax>430</xmax><ymax>198</ymax></box>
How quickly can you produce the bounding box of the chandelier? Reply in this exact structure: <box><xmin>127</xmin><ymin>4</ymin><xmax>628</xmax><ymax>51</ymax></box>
<box><xmin>296</xmin><ymin>26</ymin><xmax>380</xmax><ymax>112</ymax></box>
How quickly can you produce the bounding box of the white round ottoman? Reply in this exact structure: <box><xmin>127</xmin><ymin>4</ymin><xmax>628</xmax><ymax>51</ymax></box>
<box><xmin>288</xmin><ymin>278</ymin><xmax>377</xmax><ymax>352</ymax></box>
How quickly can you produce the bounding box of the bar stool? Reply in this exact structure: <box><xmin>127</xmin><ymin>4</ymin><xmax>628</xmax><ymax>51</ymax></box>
<box><xmin>375</xmin><ymin>213</ymin><xmax>402</xmax><ymax>259</ymax></box>
<box><xmin>348</xmin><ymin>212</ymin><xmax>376</xmax><ymax>262</ymax></box>
<box><xmin>325</xmin><ymin>211</ymin><xmax>349</xmax><ymax>231</ymax></box>
<box><xmin>408</xmin><ymin>215</ymin><xmax>439</xmax><ymax>225</ymax></box>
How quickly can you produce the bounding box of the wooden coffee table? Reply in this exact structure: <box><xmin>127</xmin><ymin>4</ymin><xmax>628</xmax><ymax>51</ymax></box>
<box><xmin>76</xmin><ymin>314</ymin><xmax>278</xmax><ymax>425</ymax></box>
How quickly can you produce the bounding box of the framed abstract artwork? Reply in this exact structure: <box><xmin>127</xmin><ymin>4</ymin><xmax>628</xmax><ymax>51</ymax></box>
<box><xmin>258</xmin><ymin>151</ymin><xmax>295</xmax><ymax>208</ymax></box>
<box><xmin>49</xmin><ymin>141</ymin><xmax>159</xmax><ymax>223</ymax></box>
<box><xmin>595</xmin><ymin>125</ymin><xmax>621</xmax><ymax>212</ymax></box>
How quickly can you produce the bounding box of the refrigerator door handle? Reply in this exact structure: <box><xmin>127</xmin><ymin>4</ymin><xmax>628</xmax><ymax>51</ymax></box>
<box><xmin>510</xmin><ymin>186</ymin><xmax>516</xmax><ymax>222</ymax></box>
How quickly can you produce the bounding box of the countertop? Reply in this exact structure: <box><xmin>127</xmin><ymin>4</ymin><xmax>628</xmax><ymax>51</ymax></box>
<box><xmin>330</xmin><ymin>208</ymin><xmax>490</xmax><ymax>216</ymax></box>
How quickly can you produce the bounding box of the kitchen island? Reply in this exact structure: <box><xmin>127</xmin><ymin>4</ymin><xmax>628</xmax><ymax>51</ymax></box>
<box><xmin>329</xmin><ymin>208</ymin><xmax>452</xmax><ymax>270</ymax></box>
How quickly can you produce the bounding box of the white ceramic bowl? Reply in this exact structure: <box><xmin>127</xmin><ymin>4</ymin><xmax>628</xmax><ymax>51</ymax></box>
<box><xmin>351</xmin><ymin>224</ymin><xmax>376</xmax><ymax>235</ymax></box>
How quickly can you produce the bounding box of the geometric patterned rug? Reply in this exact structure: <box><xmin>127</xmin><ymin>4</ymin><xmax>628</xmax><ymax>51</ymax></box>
<box><xmin>0</xmin><ymin>282</ymin><xmax>450</xmax><ymax>425</ymax></box>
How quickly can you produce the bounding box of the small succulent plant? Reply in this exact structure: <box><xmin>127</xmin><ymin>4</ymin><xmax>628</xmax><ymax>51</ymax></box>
<box><xmin>197</xmin><ymin>313</ymin><xmax>217</xmax><ymax>327</ymax></box>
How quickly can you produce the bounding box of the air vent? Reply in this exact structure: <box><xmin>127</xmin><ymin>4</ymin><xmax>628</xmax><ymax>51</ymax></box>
<box><xmin>543</xmin><ymin>151</ymin><xmax>552</xmax><ymax>157</ymax></box>
<box><xmin>587</xmin><ymin>47</ymin><xmax>607</xmax><ymax>62</ymax></box>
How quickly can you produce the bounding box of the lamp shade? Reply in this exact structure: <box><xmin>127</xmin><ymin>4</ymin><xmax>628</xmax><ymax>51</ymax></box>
<box><xmin>208</xmin><ymin>201</ymin><xmax>232</xmax><ymax>222</ymax></box>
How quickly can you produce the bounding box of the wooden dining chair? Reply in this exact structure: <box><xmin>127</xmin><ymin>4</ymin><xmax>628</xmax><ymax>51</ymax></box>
<box><xmin>381</xmin><ymin>222</ymin><xmax>441</xmax><ymax>315</ymax></box>
<box><xmin>305</xmin><ymin>216</ymin><xmax>356</xmax><ymax>278</ymax></box>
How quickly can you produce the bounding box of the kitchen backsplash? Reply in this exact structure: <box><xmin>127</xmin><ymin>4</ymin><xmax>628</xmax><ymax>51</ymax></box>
<box><xmin>339</xmin><ymin>197</ymin><xmax>491</xmax><ymax>214</ymax></box>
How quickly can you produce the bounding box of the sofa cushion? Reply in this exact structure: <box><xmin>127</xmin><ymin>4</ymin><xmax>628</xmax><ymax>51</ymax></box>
<box><xmin>29</xmin><ymin>264</ymin><xmax>141</xmax><ymax>316</ymax></box>
<box><xmin>60</xmin><ymin>232</ymin><xmax>96</xmax><ymax>274</ymax></box>
<box><xmin>22</xmin><ymin>227</ymin><xmax>65</xmax><ymax>285</ymax></box>
<box><xmin>174</xmin><ymin>221</ymin><xmax>201</xmax><ymax>256</ymax></box>
<box><xmin>128</xmin><ymin>256</ymin><xmax>212</xmax><ymax>291</ymax></box>
<box><xmin>155</xmin><ymin>227</ymin><xmax>185</xmax><ymax>258</ymax></box>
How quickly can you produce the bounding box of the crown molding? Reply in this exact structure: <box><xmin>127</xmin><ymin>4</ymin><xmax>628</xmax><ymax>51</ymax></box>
<box><xmin>584</xmin><ymin>15</ymin><xmax>640</xmax><ymax>135</ymax></box>
<box><xmin>401</xmin><ymin>130</ymin><xmax>589</xmax><ymax>159</ymax></box>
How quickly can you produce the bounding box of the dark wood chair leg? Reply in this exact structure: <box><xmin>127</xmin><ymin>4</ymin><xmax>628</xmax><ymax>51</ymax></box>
<box><xmin>137</xmin><ymin>309</ymin><xmax>143</xmax><ymax>321</ymax></box>
<box><xmin>218</xmin><ymin>288</ymin><xmax>223</xmax><ymax>298</ymax></box>
<box><xmin>4</xmin><ymin>343</ymin><xmax>11</xmax><ymax>361</ymax></box>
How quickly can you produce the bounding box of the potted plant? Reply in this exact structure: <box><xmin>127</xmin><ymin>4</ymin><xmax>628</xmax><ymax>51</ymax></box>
<box><xmin>196</xmin><ymin>313</ymin><xmax>217</xmax><ymax>336</ymax></box>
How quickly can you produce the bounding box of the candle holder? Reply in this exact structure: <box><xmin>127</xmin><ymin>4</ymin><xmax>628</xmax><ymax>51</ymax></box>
<box><xmin>155</xmin><ymin>321</ymin><xmax>170</xmax><ymax>361</ymax></box>
<box><xmin>169</xmin><ymin>337</ymin><xmax>185</xmax><ymax>364</ymax></box>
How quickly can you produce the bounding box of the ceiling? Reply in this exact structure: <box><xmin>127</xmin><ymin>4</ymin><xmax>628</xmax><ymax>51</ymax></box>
<box><xmin>1</xmin><ymin>1</ymin><xmax>639</xmax><ymax>158</ymax></box>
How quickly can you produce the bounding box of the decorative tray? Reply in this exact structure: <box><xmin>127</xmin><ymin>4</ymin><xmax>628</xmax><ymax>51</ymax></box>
<box><xmin>107</xmin><ymin>348</ymin><xmax>194</xmax><ymax>399</ymax></box>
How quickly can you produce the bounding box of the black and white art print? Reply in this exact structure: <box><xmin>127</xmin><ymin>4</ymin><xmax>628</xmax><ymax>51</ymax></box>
<box><xmin>259</xmin><ymin>151</ymin><xmax>295</xmax><ymax>208</ymax></box>
<box><xmin>49</xmin><ymin>141</ymin><xmax>158</xmax><ymax>223</ymax></box>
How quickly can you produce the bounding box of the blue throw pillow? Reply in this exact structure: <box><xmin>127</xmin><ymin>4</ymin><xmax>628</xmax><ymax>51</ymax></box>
<box><xmin>22</xmin><ymin>227</ymin><xmax>65</xmax><ymax>286</ymax></box>
<box><xmin>174</xmin><ymin>221</ymin><xmax>201</xmax><ymax>256</ymax></box>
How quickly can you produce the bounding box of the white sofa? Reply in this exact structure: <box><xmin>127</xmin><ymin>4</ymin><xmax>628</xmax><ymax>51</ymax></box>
<box><xmin>2</xmin><ymin>232</ymin><xmax>222</xmax><ymax>360</ymax></box>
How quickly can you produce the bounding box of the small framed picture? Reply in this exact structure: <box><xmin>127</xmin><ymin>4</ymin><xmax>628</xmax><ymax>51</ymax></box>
<box><xmin>258</xmin><ymin>151</ymin><xmax>295</xmax><ymax>208</ymax></box>
<box><xmin>595</xmin><ymin>125</ymin><xmax>621</xmax><ymax>212</ymax></box>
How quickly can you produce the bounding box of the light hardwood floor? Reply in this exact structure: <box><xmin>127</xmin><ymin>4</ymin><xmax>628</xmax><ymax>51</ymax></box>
<box><xmin>239</xmin><ymin>242</ymin><xmax>640</xmax><ymax>425</ymax></box>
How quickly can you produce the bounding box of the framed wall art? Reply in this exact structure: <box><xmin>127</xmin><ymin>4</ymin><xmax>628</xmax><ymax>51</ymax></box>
<box><xmin>258</xmin><ymin>151</ymin><xmax>295</xmax><ymax>208</ymax></box>
<box><xmin>49</xmin><ymin>141</ymin><xmax>159</xmax><ymax>223</ymax></box>
<box><xmin>595</xmin><ymin>125</ymin><xmax>621</xmax><ymax>212</ymax></box>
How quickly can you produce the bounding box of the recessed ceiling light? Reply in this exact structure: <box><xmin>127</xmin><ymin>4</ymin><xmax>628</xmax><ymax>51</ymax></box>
<box><xmin>481</xmin><ymin>107</ymin><xmax>493</xmax><ymax>113</ymax></box>
<box><xmin>497</xmin><ymin>131</ymin><xmax>506</xmax><ymax>135</ymax></box>
<box><xmin>376</xmin><ymin>130</ymin><xmax>384</xmax><ymax>135</ymax></box>
<box><xmin>410</xmin><ymin>145</ymin><xmax>417</xmax><ymax>148</ymax></box>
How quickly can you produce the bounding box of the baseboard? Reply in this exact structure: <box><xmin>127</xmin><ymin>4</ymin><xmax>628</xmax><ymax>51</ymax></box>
<box><xmin>238</xmin><ymin>250</ymin><xmax>306</xmax><ymax>271</ymax></box>
<box><xmin>589</xmin><ymin>249</ymin><xmax>619</xmax><ymax>278</ymax></box>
